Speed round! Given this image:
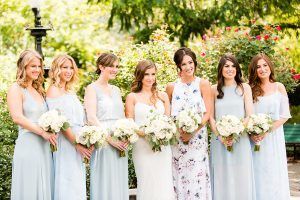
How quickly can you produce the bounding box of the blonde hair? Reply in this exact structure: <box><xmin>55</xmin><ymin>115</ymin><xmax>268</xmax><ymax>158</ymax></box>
<box><xmin>49</xmin><ymin>54</ymin><xmax>79</xmax><ymax>91</ymax></box>
<box><xmin>16</xmin><ymin>49</ymin><xmax>45</xmax><ymax>95</ymax></box>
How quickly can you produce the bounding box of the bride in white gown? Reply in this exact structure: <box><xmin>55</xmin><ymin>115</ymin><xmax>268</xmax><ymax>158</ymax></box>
<box><xmin>125</xmin><ymin>60</ymin><xmax>175</xmax><ymax>200</ymax></box>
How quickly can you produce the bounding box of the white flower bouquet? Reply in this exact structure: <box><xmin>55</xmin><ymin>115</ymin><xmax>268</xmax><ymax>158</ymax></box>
<box><xmin>140</xmin><ymin>111</ymin><xmax>178</xmax><ymax>152</ymax></box>
<box><xmin>38</xmin><ymin>109</ymin><xmax>70</xmax><ymax>152</ymax></box>
<box><xmin>111</xmin><ymin>118</ymin><xmax>139</xmax><ymax>157</ymax></box>
<box><xmin>246</xmin><ymin>113</ymin><xmax>273</xmax><ymax>151</ymax></box>
<box><xmin>216</xmin><ymin>115</ymin><xmax>245</xmax><ymax>152</ymax></box>
<box><xmin>175</xmin><ymin>108</ymin><xmax>202</xmax><ymax>144</ymax></box>
<box><xmin>76</xmin><ymin>125</ymin><xmax>108</xmax><ymax>163</ymax></box>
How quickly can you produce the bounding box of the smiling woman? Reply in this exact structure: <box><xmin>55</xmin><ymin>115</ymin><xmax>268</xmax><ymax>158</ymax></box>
<box><xmin>7</xmin><ymin>49</ymin><xmax>56</xmax><ymax>200</ymax></box>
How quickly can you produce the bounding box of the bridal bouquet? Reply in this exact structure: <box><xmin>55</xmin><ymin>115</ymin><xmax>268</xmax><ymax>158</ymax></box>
<box><xmin>176</xmin><ymin>108</ymin><xmax>202</xmax><ymax>132</ymax></box>
<box><xmin>140</xmin><ymin>111</ymin><xmax>178</xmax><ymax>152</ymax></box>
<box><xmin>111</xmin><ymin>118</ymin><xmax>139</xmax><ymax>157</ymax></box>
<box><xmin>76</xmin><ymin>125</ymin><xmax>108</xmax><ymax>163</ymax></box>
<box><xmin>216</xmin><ymin>115</ymin><xmax>245</xmax><ymax>152</ymax></box>
<box><xmin>38</xmin><ymin>109</ymin><xmax>70</xmax><ymax>152</ymax></box>
<box><xmin>246</xmin><ymin>113</ymin><xmax>273</xmax><ymax>151</ymax></box>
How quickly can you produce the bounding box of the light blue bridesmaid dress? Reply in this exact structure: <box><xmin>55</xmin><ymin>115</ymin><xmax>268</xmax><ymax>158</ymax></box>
<box><xmin>89</xmin><ymin>83</ymin><xmax>128</xmax><ymax>200</ymax></box>
<box><xmin>210</xmin><ymin>85</ymin><xmax>256</xmax><ymax>200</ymax></box>
<box><xmin>252</xmin><ymin>83</ymin><xmax>291</xmax><ymax>200</ymax></box>
<box><xmin>47</xmin><ymin>93</ymin><xmax>86</xmax><ymax>200</ymax></box>
<box><xmin>11</xmin><ymin>87</ymin><xmax>53</xmax><ymax>200</ymax></box>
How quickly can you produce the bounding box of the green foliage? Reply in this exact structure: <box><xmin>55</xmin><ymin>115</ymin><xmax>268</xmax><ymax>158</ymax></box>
<box><xmin>91</xmin><ymin>0</ymin><xmax>300</xmax><ymax>45</ymax></box>
<box><xmin>188</xmin><ymin>23</ymin><xmax>298</xmax><ymax>91</ymax></box>
<box><xmin>78</xmin><ymin>27</ymin><xmax>178</xmax><ymax>100</ymax></box>
<box><xmin>287</xmin><ymin>106</ymin><xmax>300</xmax><ymax>124</ymax></box>
<box><xmin>0</xmin><ymin>90</ymin><xmax>18</xmax><ymax>199</ymax></box>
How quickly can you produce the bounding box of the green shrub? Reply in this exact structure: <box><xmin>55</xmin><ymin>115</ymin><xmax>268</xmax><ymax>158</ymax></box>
<box><xmin>0</xmin><ymin>90</ymin><xmax>18</xmax><ymax>199</ymax></box>
<box><xmin>287</xmin><ymin>106</ymin><xmax>300</xmax><ymax>124</ymax></box>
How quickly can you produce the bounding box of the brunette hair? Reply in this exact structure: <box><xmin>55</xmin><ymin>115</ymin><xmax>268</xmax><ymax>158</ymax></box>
<box><xmin>131</xmin><ymin>60</ymin><xmax>162</xmax><ymax>105</ymax></box>
<box><xmin>49</xmin><ymin>54</ymin><xmax>79</xmax><ymax>91</ymax></box>
<box><xmin>95</xmin><ymin>53</ymin><xmax>118</xmax><ymax>75</ymax></box>
<box><xmin>16</xmin><ymin>49</ymin><xmax>45</xmax><ymax>95</ymax></box>
<box><xmin>248</xmin><ymin>53</ymin><xmax>276</xmax><ymax>102</ymax></box>
<box><xmin>173</xmin><ymin>47</ymin><xmax>197</xmax><ymax>72</ymax></box>
<box><xmin>217</xmin><ymin>54</ymin><xmax>244</xmax><ymax>99</ymax></box>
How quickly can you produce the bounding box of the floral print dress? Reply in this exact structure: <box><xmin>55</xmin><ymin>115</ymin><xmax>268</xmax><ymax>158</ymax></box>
<box><xmin>171</xmin><ymin>77</ymin><xmax>212</xmax><ymax>200</ymax></box>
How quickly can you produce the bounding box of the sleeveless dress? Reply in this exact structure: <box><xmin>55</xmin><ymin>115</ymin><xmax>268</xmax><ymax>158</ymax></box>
<box><xmin>89</xmin><ymin>83</ymin><xmax>128</xmax><ymax>200</ymax></box>
<box><xmin>46</xmin><ymin>93</ymin><xmax>86</xmax><ymax>200</ymax></box>
<box><xmin>133</xmin><ymin>100</ymin><xmax>175</xmax><ymax>200</ymax></box>
<box><xmin>210</xmin><ymin>85</ymin><xmax>256</xmax><ymax>200</ymax></box>
<box><xmin>252</xmin><ymin>84</ymin><xmax>291</xmax><ymax>200</ymax></box>
<box><xmin>171</xmin><ymin>77</ymin><xmax>211</xmax><ymax>200</ymax></box>
<box><xmin>11</xmin><ymin>87</ymin><xmax>53</xmax><ymax>200</ymax></box>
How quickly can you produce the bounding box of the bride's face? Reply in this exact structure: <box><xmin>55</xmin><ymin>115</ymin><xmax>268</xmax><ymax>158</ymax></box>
<box><xmin>142</xmin><ymin>67</ymin><xmax>156</xmax><ymax>88</ymax></box>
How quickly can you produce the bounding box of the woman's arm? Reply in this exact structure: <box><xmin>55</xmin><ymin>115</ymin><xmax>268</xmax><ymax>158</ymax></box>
<box><xmin>209</xmin><ymin>85</ymin><xmax>218</xmax><ymax>135</ymax></box>
<box><xmin>271</xmin><ymin>82</ymin><xmax>291</xmax><ymax>131</ymax></box>
<box><xmin>7</xmin><ymin>83</ymin><xmax>56</xmax><ymax>145</ymax></box>
<box><xmin>84</xmin><ymin>84</ymin><xmax>102</xmax><ymax>127</ymax></box>
<box><xmin>243</xmin><ymin>83</ymin><xmax>254</xmax><ymax>124</ymax></box>
<box><xmin>165</xmin><ymin>82</ymin><xmax>174</xmax><ymax>103</ymax></box>
<box><xmin>200</xmin><ymin>79</ymin><xmax>212</xmax><ymax>126</ymax></box>
<box><xmin>160</xmin><ymin>92</ymin><xmax>171</xmax><ymax>116</ymax></box>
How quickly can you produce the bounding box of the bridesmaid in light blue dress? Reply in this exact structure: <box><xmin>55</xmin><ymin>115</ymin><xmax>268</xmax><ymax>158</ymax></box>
<box><xmin>47</xmin><ymin>54</ymin><xmax>92</xmax><ymax>200</ymax></box>
<box><xmin>85</xmin><ymin>53</ymin><xmax>128</xmax><ymax>200</ymax></box>
<box><xmin>209</xmin><ymin>54</ymin><xmax>256</xmax><ymax>200</ymax></box>
<box><xmin>8</xmin><ymin>50</ymin><xmax>56</xmax><ymax>200</ymax></box>
<box><xmin>248</xmin><ymin>53</ymin><xmax>291</xmax><ymax>200</ymax></box>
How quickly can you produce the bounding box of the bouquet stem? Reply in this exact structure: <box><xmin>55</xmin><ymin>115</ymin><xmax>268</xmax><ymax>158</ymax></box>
<box><xmin>254</xmin><ymin>143</ymin><xmax>260</xmax><ymax>152</ymax></box>
<box><xmin>83</xmin><ymin>157</ymin><xmax>89</xmax><ymax>164</ymax></box>
<box><xmin>226</xmin><ymin>145</ymin><xmax>233</xmax><ymax>152</ymax></box>
<box><xmin>50</xmin><ymin>144</ymin><xmax>57</xmax><ymax>152</ymax></box>
<box><xmin>119</xmin><ymin>150</ymin><xmax>126</xmax><ymax>157</ymax></box>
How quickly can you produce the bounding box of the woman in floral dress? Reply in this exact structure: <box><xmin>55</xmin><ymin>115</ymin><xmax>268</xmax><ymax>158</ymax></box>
<box><xmin>166</xmin><ymin>47</ymin><xmax>212</xmax><ymax>200</ymax></box>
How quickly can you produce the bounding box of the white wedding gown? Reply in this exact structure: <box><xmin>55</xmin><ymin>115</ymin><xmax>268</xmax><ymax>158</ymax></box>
<box><xmin>133</xmin><ymin>100</ymin><xmax>175</xmax><ymax>200</ymax></box>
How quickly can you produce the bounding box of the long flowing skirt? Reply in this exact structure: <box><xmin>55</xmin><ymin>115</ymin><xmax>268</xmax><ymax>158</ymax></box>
<box><xmin>11</xmin><ymin>131</ymin><xmax>53</xmax><ymax>200</ymax></box>
<box><xmin>90</xmin><ymin>119</ymin><xmax>129</xmax><ymax>200</ymax></box>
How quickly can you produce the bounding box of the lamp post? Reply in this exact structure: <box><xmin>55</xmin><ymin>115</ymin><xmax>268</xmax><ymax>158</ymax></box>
<box><xmin>26</xmin><ymin>0</ymin><xmax>52</xmax><ymax>77</ymax></box>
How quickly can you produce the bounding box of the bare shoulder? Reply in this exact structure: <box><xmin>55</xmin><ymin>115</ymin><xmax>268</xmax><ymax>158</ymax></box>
<box><xmin>166</xmin><ymin>82</ymin><xmax>175</xmax><ymax>90</ymax></box>
<box><xmin>242</xmin><ymin>83</ymin><xmax>251</xmax><ymax>91</ymax></box>
<box><xmin>211</xmin><ymin>84</ymin><xmax>217</xmax><ymax>92</ymax></box>
<box><xmin>126</xmin><ymin>92</ymin><xmax>136</xmax><ymax>102</ymax></box>
<box><xmin>276</xmin><ymin>82</ymin><xmax>287</xmax><ymax>95</ymax></box>
<box><xmin>158</xmin><ymin>91</ymin><xmax>169</xmax><ymax>101</ymax></box>
<box><xmin>8</xmin><ymin>82</ymin><xmax>22</xmax><ymax>93</ymax></box>
<box><xmin>200</xmin><ymin>78</ymin><xmax>210</xmax><ymax>87</ymax></box>
<box><xmin>46</xmin><ymin>85</ymin><xmax>63</xmax><ymax>98</ymax></box>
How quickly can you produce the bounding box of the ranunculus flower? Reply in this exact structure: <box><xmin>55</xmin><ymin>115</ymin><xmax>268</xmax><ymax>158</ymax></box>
<box><xmin>256</xmin><ymin>35</ymin><xmax>261</xmax><ymax>40</ymax></box>
<box><xmin>276</xmin><ymin>26</ymin><xmax>281</xmax><ymax>31</ymax></box>
<box><xmin>264</xmin><ymin>34</ymin><xmax>270</xmax><ymax>40</ymax></box>
<box><xmin>226</xmin><ymin>26</ymin><xmax>231</xmax><ymax>31</ymax></box>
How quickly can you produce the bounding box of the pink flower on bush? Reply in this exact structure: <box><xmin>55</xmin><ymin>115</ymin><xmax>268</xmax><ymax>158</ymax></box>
<box><xmin>202</xmin><ymin>34</ymin><xmax>207</xmax><ymax>41</ymax></box>
<box><xmin>226</xmin><ymin>27</ymin><xmax>231</xmax><ymax>31</ymax></box>
<box><xmin>276</xmin><ymin>26</ymin><xmax>282</xmax><ymax>31</ymax></box>
<box><xmin>256</xmin><ymin>35</ymin><xmax>262</xmax><ymax>40</ymax></box>
<box><xmin>286</xmin><ymin>48</ymin><xmax>289</xmax><ymax>51</ymax></box>
<box><xmin>200</xmin><ymin>52</ymin><xmax>206</xmax><ymax>57</ymax></box>
<box><xmin>292</xmin><ymin>74</ymin><xmax>300</xmax><ymax>80</ymax></box>
<box><xmin>234</xmin><ymin>28</ymin><xmax>239</xmax><ymax>32</ymax></box>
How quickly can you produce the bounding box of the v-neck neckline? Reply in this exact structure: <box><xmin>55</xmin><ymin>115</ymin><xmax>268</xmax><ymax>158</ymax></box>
<box><xmin>25</xmin><ymin>89</ymin><xmax>45</xmax><ymax>107</ymax></box>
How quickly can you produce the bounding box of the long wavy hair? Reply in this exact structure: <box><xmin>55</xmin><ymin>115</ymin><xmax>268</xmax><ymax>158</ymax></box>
<box><xmin>248</xmin><ymin>53</ymin><xmax>276</xmax><ymax>102</ymax></box>
<box><xmin>16</xmin><ymin>49</ymin><xmax>45</xmax><ymax>96</ymax></box>
<box><xmin>131</xmin><ymin>60</ymin><xmax>163</xmax><ymax>105</ymax></box>
<box><xmin>95</xmin><ymin>53</ymin><xmax>118</xmax><ymax>75</ymax></box>
<box><xmin>49</xmin><ymin>54</ymin><xmax>79</xmax><ymax>91</ymax></box>
<box><xmin>217</xmin><ymin>54</ymin><xmax>244</xmax><ymax>99</ymax></box>
<box><xmin>173</xmin><ymin>47</ymin><xmax>198</xmax><ymax>73</ymax></box>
